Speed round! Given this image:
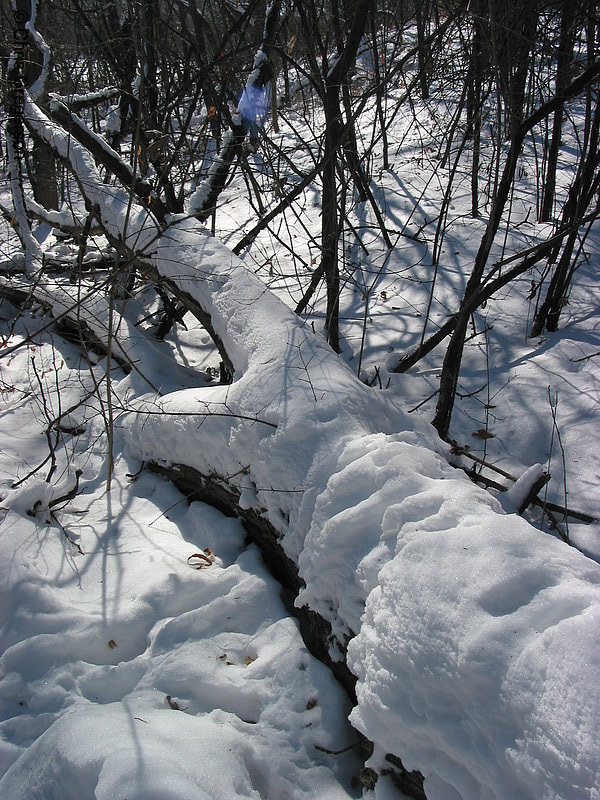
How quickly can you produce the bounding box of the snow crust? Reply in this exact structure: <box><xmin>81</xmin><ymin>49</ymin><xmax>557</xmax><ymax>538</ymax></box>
<box><xmin>348</xmin><ymin>504</ymin><xmax>600</xmax><ymax>800</ymax></box>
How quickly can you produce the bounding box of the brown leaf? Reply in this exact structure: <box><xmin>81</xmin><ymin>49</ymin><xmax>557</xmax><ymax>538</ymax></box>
<box><xmin>187</xmin><ymin>552</ymin><xmax>213</xmax><ymax>569</ymax></box>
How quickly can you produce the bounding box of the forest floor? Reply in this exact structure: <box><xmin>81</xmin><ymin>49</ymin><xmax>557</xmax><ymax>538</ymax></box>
<box><xmin>1</xmin><ymin>66</ymin><xmax>599</xmax><ymax>800</ymax></box>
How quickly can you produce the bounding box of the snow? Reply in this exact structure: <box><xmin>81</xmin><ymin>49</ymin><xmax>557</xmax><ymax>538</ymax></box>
<box><xmin>50</xmin><ymin>88</ymin><xmax>120</xmax><ymax>108</ymax></box>
<box><xmin>4</xmin><ymin>269</ymin><xmax>598</xmax><ymax>798</ymax></box>
<box><xmin>24</xmin><ymin>93</ymin><xmax>161</xmax><ymax>249</ymax></box>
<box><xmin>103</xmin><ymin>104</ymin><xmax>121</xmax><ymax>135</ymax></box>
<box><xmin>47</xmin><ymin>97</ymin><xmax>132</xmax><ymax>177</ymax></box>
<box><xmin>2</xmin><ymin>23</ymin><xmax>600</xmax><ymax>800</ymax></box>
<box><xmin>24</xmin><ymin>195</ymin><xmax>87</xmax><ymax>231</ymax></box>
<box><xmin>24</xmin><ymin>6</ymin><xmax>51</xmax><ymax>101</ymax></box>
<box><xmin>4</xmin><ymin>133</ymin><xmax>44</xmax><ymax>274</ymax></box>
<box><xmin>348</xmin><ymin>504</ymin><xmax>600</xmax><ymax>800</ymax></box>
<box><xmin>123</xmin><ymin>219</ymin><xmax>600</xmax><ymax>799</ymax></box>
<box><xmin>501</xmin><ymin>463</ymin><xmax>547</xmax><ymax>513</ymax></box>
<box><xmin>188</xmin><ymin>130</ymin><xmax>237</xmax><ymax>216</ymax></box>
<box><xmin>0</xmin><ymin>329</ymin><xmax>360</xmax><ymax>799</ymax></box>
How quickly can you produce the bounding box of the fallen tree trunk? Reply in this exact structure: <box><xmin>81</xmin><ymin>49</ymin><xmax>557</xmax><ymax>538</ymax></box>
<box><xmin>121</xmin><ymin>217</ymin><xmax>600</xmax><ymax>800</ymax></box>
<box><xmin>147</xmin><ymin>460</ymin><xmax>358</xmax><ymax>696</ymax></box>
<box><xmin>13</xmin><ymin>94</ymin><xmax>600</xmax><ymax>800</ymax></box>
<box><xmin>146</xmin><ymin>457</ymin><xmax>428</xmax><ymax>798</ymax></box>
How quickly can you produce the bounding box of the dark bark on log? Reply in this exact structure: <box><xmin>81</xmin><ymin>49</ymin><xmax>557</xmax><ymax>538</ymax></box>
<box><xmin>147</xmin><ymin>459</ymin><xmax>427</xmax><ymax>799</ymax></box>
<box><xmin>147</xmin><ymin>459</ymin><xmax>357</xmax><ymax>698</ymax></box>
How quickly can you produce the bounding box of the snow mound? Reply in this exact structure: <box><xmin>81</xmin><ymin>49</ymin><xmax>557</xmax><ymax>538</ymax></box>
<box><xmin>349</xmin><ymin>512</ymin><xmax>599</xmax><ymax>799</ymax></box>
<box><xmin>295</xmin><ymin>431</ymin><xmax>600</xmax><ymax>799</ymax></box>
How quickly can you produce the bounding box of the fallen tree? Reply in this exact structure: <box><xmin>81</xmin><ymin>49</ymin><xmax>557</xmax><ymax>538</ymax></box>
<box><xmin>3</xmin><ymin>77</ymin><xmax>600</xmax><ymax>800</ymax></box>
<box><xmin>122</xmin><ymin>217</ymin><xmax>600</xmax><ymax>800</ymax></box>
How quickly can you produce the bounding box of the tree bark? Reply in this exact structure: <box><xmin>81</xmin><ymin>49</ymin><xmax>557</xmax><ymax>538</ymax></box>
<box><xmin>415</xmin><ymin>1</ymin><xmax>430</xmax><ymax>100</ymax></box>
<box><xmin>539</xmin><ymin>1</ymin><xmax>575</xmax><ymax>222</ymax></box>
<box><xmin>316</xmin><ymin>0</ymin><xmax>374</xmax><ymax>351</ymax></box>
<box><xmin>431</xmin><ymin>61</ymin><xmax>600</xmax><ymax>439</ymax></box>
<box><xmin>532</xmin><ymin>95</ymin><xmax>600</xmax><ymax>336</ymax></box>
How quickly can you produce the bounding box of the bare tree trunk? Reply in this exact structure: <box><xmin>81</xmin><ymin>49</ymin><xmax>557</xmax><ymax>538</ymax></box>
<box><xmin>468</xmin><ymin>0</ymin><xmax>487</xmax><ymax>217</ymax></box>
<box><xmin>431</xmin><ymin>60</ymin><xmax>600</xmax><ymax>439</ymax></box>
<box><xmin>303</xmin><ymin>0</ymin><xmax>374</xmax><ymax>352</ymax></box>
<box><xmin>140</xmin><ymin>0</ymin><xmax>160</xmax><ymax>131</ymax></box>
<box><xmin>539</xmin><ymin>0</ymin><xmax>575</xmax><ymax>222</ymax></box>
<box><xmin>31</xmin><ymin>134</ymin><xmax>59</xmax><ymax>210</ymax></box>
<box><xmin>431</xmin><ymin>2</ymin><xmax>553</xmax><ymax>438</ymax></box>
<box><xmin>322</xmin><ymin>89</ymin><xmax>342</xmax><ymax>352</ymax></box>
<box><xmin>370</xmin><ymin>8</ymin><xmax>389</xmax><ymax>170</ymax></box>
<box><xmin>12</xmin><ymin>0</ymin><xmax>59</xmax><ymax>210</ymax></box>
<box><xmin>415</xmin><ymin>0</ymin><xmax>431</xmax><ymax>100</ymax></box>
<box><xmin>532</xmin><ymin>96</ymin><xmax>600</xmax><ymax>336</ymax></box>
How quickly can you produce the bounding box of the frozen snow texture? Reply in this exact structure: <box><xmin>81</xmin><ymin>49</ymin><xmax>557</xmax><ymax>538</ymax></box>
<box><xmin>0</xmin><ymin>468</ymin><xmax>357</xmax><ymax>799</ymax></box>
<box><xmin>347</xmin><ymin>500</ymin><xmax>600</xmax><ymax>800</ymax></box>
<box><xmin>295</xmin><ymin>429</ymin><xmax>600</xmax><ymax>798</ymax></box>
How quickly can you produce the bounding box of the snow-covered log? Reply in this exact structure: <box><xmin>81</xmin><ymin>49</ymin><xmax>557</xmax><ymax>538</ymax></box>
<box><xmin>123</xmin><ymin>216</ymin><xmax>600</xmax><ymax>800</ymax></box>
<box><xmin>12</xmin><ymin>88</ymin><xmax>600</xmax><ymax>800</ymax></box>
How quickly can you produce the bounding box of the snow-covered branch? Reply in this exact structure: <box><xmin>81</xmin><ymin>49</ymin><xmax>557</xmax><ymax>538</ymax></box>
<box><xmin>23</xmin><ymin>92</ymin><xmax>161</xmax><ymax>249</ymax></box>
<box><xmin>46</xmin><ymin>97</ymin><xmax>168</xmax><ymax>225</ymax></box>
<box><xmin>187</xmin><ymin>0</ymin><xmax>281</xmax><ymax>220</ymax></box>
<box><xmin>49</xmin><ymin>86</ymin><xmax>121</xmax><ymax>111</ymax></box>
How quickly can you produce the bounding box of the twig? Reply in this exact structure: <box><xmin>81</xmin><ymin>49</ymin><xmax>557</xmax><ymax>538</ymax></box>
<box><xmin>462</xmin><ymin>465</ymin><xmax>570</xmax><ymax>542</ymax></box>
<box><xmin>569</xmin><ymin>350</ymin><xmax>600</xmax><ymax>363</ymax></box>
<box><xmin>49</xmin><ymin>469</ymin><xmax>83</xmax><ymax>509</ymax></box>
<box><xmin>30</xmin><ymin>355</ymin><xmax>58</xmax><ymax>482</ymax></box>
<box><xmin>50</xmin><ymin>508</ymin><xmax>85</xmax><ymax>554</ymax></box>
<box><xmin>449</xmin><ymin>442</ymin><xmax>515</xmax><ymax>481</ymax></box>
<box><xmin>119</xmin><ymin>404</ymin><xmax>278</xmax><ymax>429</ymax></box>
<box><xmin>547</xmin><ymin>388</ymin><xmax>570</xmax><ymax>542</ymax></box>
<box><xmin>408</xmin><ymin>389</ymin><xmax>439</xmax><ymax>413</ymax></box>
<box><xmin>451</xmin><ymin>442</ymin><xmax>591</xmax><ymax>537</ymax></box>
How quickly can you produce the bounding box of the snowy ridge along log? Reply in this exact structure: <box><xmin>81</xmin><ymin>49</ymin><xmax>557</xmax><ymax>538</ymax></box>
<box><xmin>124</xmin><ymin>217</ymin><xmax>600</xmax><ymax>800</ymax></box>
